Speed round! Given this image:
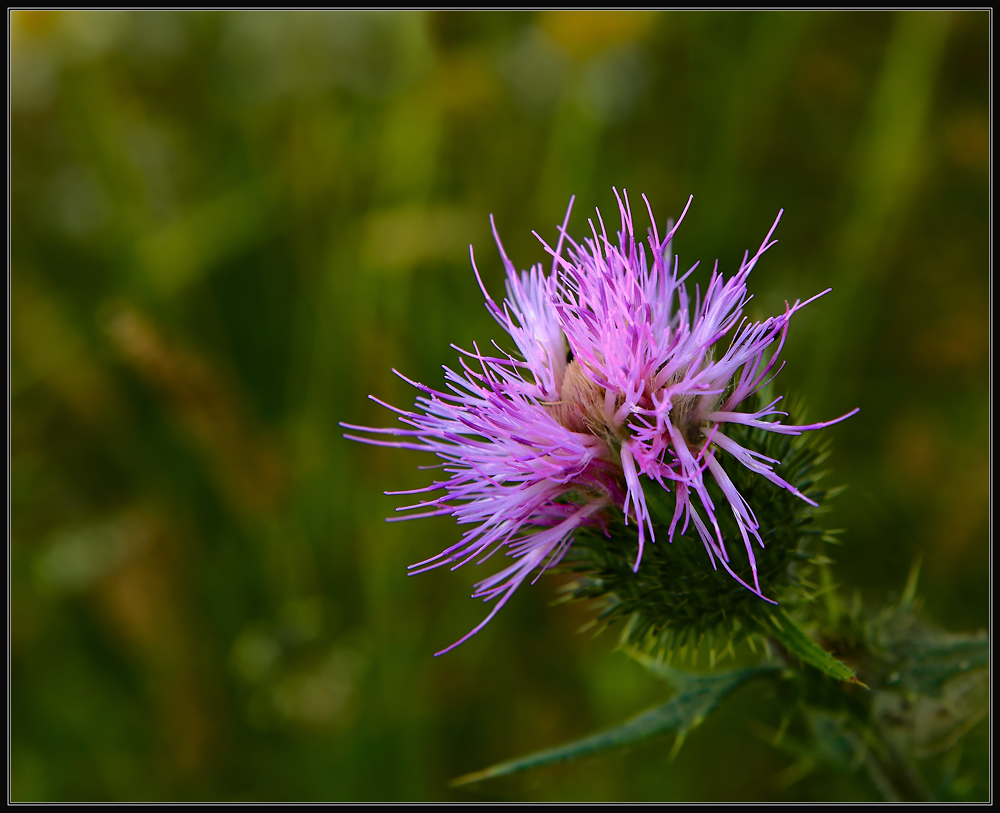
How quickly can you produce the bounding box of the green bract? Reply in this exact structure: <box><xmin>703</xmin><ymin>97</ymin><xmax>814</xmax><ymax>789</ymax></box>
<box><xmin>563</xmin><ymin>394</ymin><xmax>840</xmax><ymax>661</ymax></box>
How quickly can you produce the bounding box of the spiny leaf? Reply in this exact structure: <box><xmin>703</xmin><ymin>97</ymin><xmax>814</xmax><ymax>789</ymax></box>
<box><xmin>760</xmin><ymin>608</ymin><xmax>863</xmax><ymax>685</ymax></box>
<box><xmin>451</xmin><ymin>665</ymin><xmax>777</xmax><ymax>786</ymax></box>
<box><xmin>885</xmin><ymin>631</ymin><xmax>989</xmax><ymax>696</ymax></box>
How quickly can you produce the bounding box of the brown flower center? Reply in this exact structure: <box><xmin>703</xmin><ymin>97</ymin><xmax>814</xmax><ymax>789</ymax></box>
<box><xmin>548</xmin><ymin>359</ymin><xmax>621</xmax><ymax>444</ymax></box>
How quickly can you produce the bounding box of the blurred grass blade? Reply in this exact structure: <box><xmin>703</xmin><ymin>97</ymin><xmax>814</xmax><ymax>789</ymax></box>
<box><xmin>760</xmin><ymin>609</ymin><xmax>862</xmax><ymax>685</ymax></box>
<box><xmin>451</xmin><ymin>666</ymin><xmax>775</xmax><ymax>786</ymax></box>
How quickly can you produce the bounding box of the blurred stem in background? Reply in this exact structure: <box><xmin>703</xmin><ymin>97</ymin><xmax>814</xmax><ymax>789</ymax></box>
<box><xmin>805</xmin><ymin>10</ymin><xmax>951</xmax><ymax>406</ymax></box>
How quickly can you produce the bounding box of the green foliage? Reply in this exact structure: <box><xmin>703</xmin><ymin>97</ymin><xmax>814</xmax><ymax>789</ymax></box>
<box><xmin>760</xmin><ymin>609</ymin><xmax>860</xmax><ymax>684</ymax></box>
<box><xmin>881</xmin><ymin>632</ymin><xmax>988</xmax><ymax>698</ymax></box>
<box><xmin>456</xmin><ymin>568</ymin><xmax>988</xmax><ymax>802</ymax></box>
<box><xmin>453</xmin><ymin>664</ymin><xmax>778</xmax><ymax>786</ymax></box>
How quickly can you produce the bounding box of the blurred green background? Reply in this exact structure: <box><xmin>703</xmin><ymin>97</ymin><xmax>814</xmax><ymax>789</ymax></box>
<box><xmin>10</xmin><ymin>10</ymin><xmax>989</xmax><ymax>802</ymax></box>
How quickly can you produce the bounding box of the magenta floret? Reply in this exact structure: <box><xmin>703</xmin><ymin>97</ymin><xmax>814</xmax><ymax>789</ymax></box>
<box><xmin>343</xmin><ymin>191</ymin><xmax>857</xmax><ymax>655</ymax></box>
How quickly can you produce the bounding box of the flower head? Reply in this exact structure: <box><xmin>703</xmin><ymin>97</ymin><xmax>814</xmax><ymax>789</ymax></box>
<box><xmin>343</xmin><ymin>191</ymin><xmax>857</xmax><ymax>655</ymax></box>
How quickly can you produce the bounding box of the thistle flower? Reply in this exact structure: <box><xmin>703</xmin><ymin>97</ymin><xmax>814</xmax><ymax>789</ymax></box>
<box><xmin>343</xmin><ymin>191</ymin><xmax>857</xmax><ymax>656</ymax></box>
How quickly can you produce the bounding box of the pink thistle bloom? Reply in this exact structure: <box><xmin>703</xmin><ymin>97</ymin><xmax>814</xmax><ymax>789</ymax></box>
<box><xmin>343</xmin><ymin>191</ymin><xmax>857</xmax><ymax>655</ymax></box>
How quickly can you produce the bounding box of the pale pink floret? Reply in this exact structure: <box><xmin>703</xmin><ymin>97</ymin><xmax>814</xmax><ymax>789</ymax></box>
<box><xmin>344</xmin><ymin>191</ymin><xmax>857</xmax><ymax>654</ymax></box>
